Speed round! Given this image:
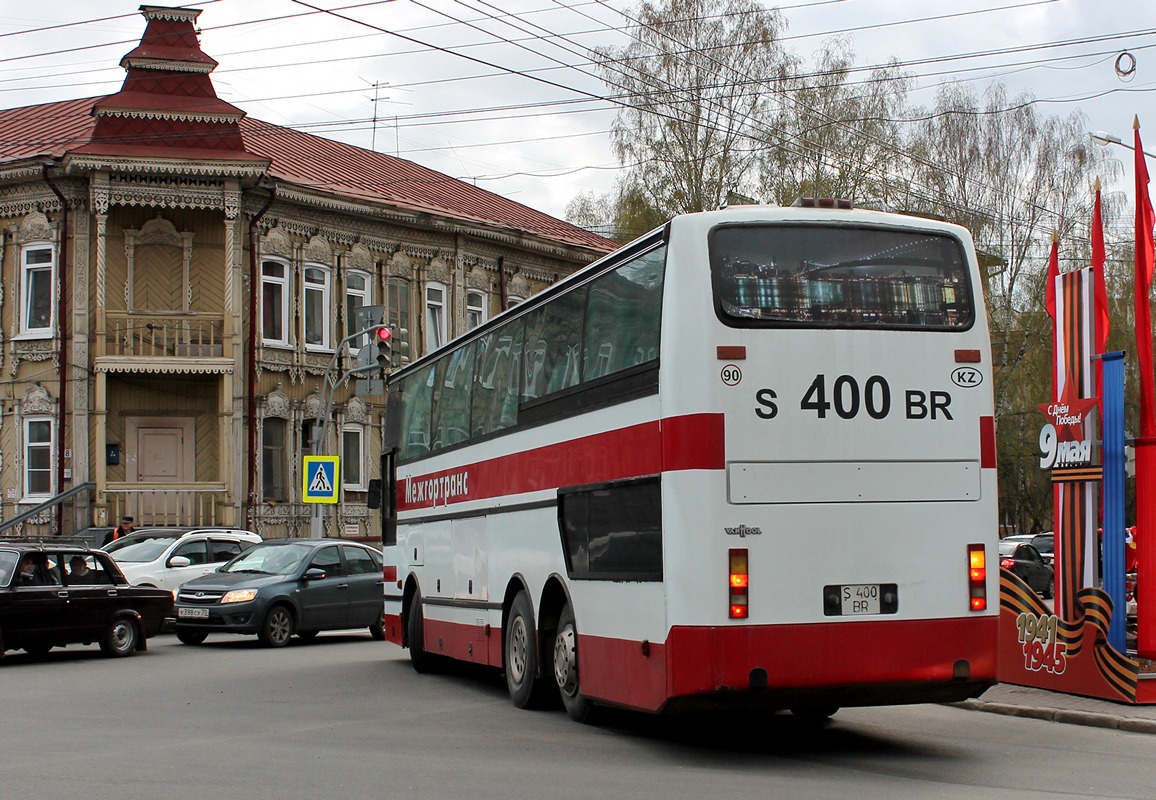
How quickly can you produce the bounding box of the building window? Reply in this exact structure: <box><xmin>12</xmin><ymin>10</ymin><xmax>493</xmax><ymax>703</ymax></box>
<box><xmin>304</xmin><ymin>265</ymin><xmax>331</xmax><ymax>350</ymax></box>
<box><xmin>346</xmin><ymin>270</ymin><xmax>372</xmax><ymax>350</ymax></box>
<box><xmin>20</xmin><ymin>244</ymin><xmax>55</xmax><ymax>336</ymax></box>
<box><xmin>507</xmin><ymin>295</ymin><xmax>524</xmax><ymax>309</ymax></box>
<box><xmin>261</xmin><ymin>418</ymin><xmax>288</xmax><ymax>502</ymax></box>
<box><xmin>23</xmin><ymin>418</ymin><xmax>54</xmax><ymax>499</ymax></box>
<box><xmin>261</xmin><ymin>260</ymin><xmax>290</xmax><ymax>346</ymax></box>
<box><xmin>467</xmin><ymin>289</ymin><xmax>487</xmax><ymax>330</ymax></box>
<box><xmin>342</xmin><ymin>427</ymin><xmax>365</xmax><ymax>490</ymax></box>
<box><xmin>425</xmin><ymin>282</ymin><xmax>447</xmax><ymax>354</ymax></box>
<box><xmin>386</xmin><ymin>277</ymin><xmax>410</xmax><ymax>368</ymax></box>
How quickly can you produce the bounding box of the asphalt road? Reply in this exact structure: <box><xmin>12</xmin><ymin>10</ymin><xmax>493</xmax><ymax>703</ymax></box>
<box><xmin>2</xmin><ymin>634</ymin><xmax>1155</xmax><ymax>800</ymax></box>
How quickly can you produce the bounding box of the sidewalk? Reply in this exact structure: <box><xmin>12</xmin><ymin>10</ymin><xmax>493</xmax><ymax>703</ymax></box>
<box><xmin>954</xmin><ymin>682</ymin><xmax>1156</xmax><ymax>734</ymax></box>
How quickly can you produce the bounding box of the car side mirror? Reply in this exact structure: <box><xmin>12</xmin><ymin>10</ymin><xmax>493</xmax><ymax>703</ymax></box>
<box><xmin>303</xmin><ymin>568</ymin><xmax>327</xmax><ymax>581</ymax></box>
<box><xmin>169</xmin><ymin>556</ymin><xmax>192</xmax><ymax>568</ymax></box>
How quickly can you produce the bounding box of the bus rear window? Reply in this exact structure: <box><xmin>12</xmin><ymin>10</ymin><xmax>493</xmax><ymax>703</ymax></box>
<box><xmin>710</xmin><ymin>224</ymin><xmax>973</xmax><ymax>329</ymax></box>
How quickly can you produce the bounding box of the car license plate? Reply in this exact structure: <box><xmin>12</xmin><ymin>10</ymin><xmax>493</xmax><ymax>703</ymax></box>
<box><xmin>824</xmin><ymin>583</ymin><xmax>898</xmax><ymax>616</ymax></box>
<box><xmin>178</xmin><ymin>607</ymin><xmax>209</xmax><ymax>619</ymax></box>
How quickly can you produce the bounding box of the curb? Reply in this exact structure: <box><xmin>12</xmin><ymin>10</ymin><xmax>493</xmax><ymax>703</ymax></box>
<box><xmin>951</xmin><ymin>699</ymin><xmax>1156</xmax><ymax>734</ymax></box>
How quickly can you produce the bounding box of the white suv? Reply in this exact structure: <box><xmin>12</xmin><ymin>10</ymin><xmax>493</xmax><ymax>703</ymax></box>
<box><xmin>104</xmin><ymin>528</ymin><xmax>262</xmax><ymax>593</ymax></box>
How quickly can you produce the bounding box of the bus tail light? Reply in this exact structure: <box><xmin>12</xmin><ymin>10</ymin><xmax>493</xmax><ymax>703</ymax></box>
<box><xmin>968</xmin><ymin>544</ymin><xmax>987</xmax><ymax>611</ymax></box>
<box><xmin>729</xmin><ymin>548</ymin><xmax>749</xmax><ymax>619</ymax></box>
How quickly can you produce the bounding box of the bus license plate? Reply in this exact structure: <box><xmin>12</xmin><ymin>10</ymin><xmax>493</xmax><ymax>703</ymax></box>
<box><xmin>178</xmin><ymin>607</ymin><xmax>209</xmax><ymax>619</ymax></box>
<box><xmin>841</xmin><ymin>584</ymin><xmax>880</xmax><ymax>615</ymax></box>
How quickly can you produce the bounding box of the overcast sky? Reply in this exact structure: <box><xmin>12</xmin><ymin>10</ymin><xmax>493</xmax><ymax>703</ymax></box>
<box><xmin>1</xmin><ymin>0</ymin><xmax>1154</xmax><ymax>221</ymax></box>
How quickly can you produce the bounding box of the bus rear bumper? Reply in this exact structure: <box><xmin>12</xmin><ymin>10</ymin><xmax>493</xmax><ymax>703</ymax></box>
<box><xmin>581</xmin><ymin>615</ymin><xmax>998</xmax><ymax>713</ymax></box>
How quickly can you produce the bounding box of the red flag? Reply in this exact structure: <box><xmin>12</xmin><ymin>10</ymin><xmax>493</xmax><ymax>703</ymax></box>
<box><xmin>1045</xmin><ymin>231</ymin><xmax>1059</xmax><ymax>320</ymax></box>
<box><xmin>1135</xmin><ymin>119</ymin><xmax>1156</xmax><ymax>438</ymax></box>
<box><xmin>1092</xmin><ymin>180</ymin><xmax>1109</xmax><ymax>406</ymax></box>
<box><xmin>1133</xmin><ymin>117</ymin><xmax>1156</xmax><ymax>658</ymax></box>
<box><xmin>1046</xmin><ymin>231</ymin><xmax>1060</xmax><ymax>400</ymax></box>
<box><xmin>1092</xmin><ymin>180</ymin><xmax>1109</xmax><ymax>346</ymax></box>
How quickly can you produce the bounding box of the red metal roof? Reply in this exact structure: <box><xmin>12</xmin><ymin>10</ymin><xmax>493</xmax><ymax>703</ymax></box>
<box><xmin>0</xmin><ymin>97</ymin><xmax>615</xmax><ymax>252</ymax></box>
<box><xmin>0</xmin><ymin>5</ymin><xmax>615</xmax><ymax>253</ymax></box>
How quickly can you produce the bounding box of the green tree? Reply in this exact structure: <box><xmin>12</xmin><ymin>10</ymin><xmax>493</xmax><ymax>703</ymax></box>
<box><xmin>760</xmin><ymin>38</ymin><xmax>911</xmax><ymax>207</ymax></box>
<box><xmin>593</xmin><ymin>0</ymin><xmax>794</xmax><ymax>217</ymax></box>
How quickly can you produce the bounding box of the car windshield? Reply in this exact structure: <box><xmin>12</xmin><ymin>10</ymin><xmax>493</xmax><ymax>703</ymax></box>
<box><xmin>106</xmin><ymin>534</ymin><xmax>180</xmax><ymax>562</ymax></box>
<box><xmin>221</xmin><ymin>543</ymin><xmax>312</xmax><ymax>576</ymax></box>
<box><xmin>998</xmin><ymin>541</ymin><xmax>1018</xmax><ymax>555</ymax></box>
<box><xmin>0</xmin><ymin>551</ymin><xmax>17</xmax><ymax>586</ymax></box>
<box><xmin>1033</xmin><ymin>536</ymin><xmax>1054</xmax><ymax>555</ymax></box>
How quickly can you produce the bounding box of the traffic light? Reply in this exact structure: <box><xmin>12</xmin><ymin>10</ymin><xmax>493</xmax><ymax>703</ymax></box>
<box><xmin>395</xmin><ymin>327</ymin><xmax>409</xmax><ymax>366</ymax></box>
<box><xmin>375</xmin><ymin>325</ymin><xmax>392</xmax><ymax>372</ymax></box>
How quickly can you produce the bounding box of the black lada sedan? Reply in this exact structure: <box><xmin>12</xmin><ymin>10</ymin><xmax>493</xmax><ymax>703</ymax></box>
<box><xmin>0</xmin><ymin>542</ymin><xmax>173</xmax><ymax>660</ymax></box>
<box><xmin>173</xmin><ymin>539</ymin><xmax>385</xmax><ymax>647</ymax></box>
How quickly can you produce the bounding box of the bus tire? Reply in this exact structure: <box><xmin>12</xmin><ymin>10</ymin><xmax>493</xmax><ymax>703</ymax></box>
<box><xmin>553</xmin><ymin>602</ymin><xmax>596</xmax><ymax>723</ymax></box>
<box><xmin>408</xmin><ymin>590</ymin><xmax>438</xmax><ymax>673</ymax></box>
<box><xmin>505</xmin><ymin>591</ymin><xmax>546</xmax><ymax>708</ymax></box>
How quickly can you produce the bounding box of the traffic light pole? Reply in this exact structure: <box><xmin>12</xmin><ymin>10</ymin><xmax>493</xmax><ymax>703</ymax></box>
<box><xmin>308</xmin><ymin>324</ymin><xmax>387</xmax><ymax>539</ymax></box>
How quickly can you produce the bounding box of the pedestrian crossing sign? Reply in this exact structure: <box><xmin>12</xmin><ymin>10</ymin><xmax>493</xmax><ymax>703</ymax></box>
<box><xmin>302</xmin><ymin>456</ymin><xmax>340</xmax><ymax>504</ymax></box>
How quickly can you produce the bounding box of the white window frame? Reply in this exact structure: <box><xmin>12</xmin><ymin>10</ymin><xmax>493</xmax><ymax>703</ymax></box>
<box><xmin>425</xmin><ymin>282</ymin><xmax>447</xmax><ymax>354</ymax></box>
<box><xmin>346</xmin><ymin>270</ymin><xmax>373</xmax><ymax>351</ymax></box>
<box><xmin>341</xmin><ymin>426</ymin><xmax>366</xmax><ymax>491</ymax></box>
<box><xmin>466</xmin><ymin>289</ymin><xmax>488</xmax><ymax>331</ymax></box>
<box><xmin>22</xmin><ymin>417</ymin><xmax>55</xmax><ymax>501</ymax></box>
<box><xmin>506</xmin><ymin>295</ymin><xmax>524</xmax><ymax>309</ymax></box>
<box><xmin>303</xmin><ymin>264</ymin><xmax>332</xmax><ymax>352</ymax></box>
<box><xmin>261</xmin><ymin>259</ymin><xmax>291</xmax><ymax>347</ymax></box>
<box><xmin>19</xmin><ymin>243</ymin><xmax>55</xmax><ymax>337</ymax></box>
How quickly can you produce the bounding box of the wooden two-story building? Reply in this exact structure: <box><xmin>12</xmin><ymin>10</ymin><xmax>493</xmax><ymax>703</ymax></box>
<box><xmin>0</xmin><ymin>6</ymin><xmax>614</xmax><ymax>538</ymax></box>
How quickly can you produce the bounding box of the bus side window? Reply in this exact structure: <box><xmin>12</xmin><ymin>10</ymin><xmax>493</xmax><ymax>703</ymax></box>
<box><xmin>471</xmin><ymin>319</ymin><xmax>524</xmax><ymax>437</ymax></box>
<box><xmin>399</xmin><ymin>364</ymin><xmax>436</xmax><ymax>459</ymax></box>
<box><xmin>582</xmin><ymin>246</ymin><xmax>665</xmax><ymax>382</ymax></box>
<box><xmin>522</xmin><ymin>286</ymin><xmax>586</xmax><ymax>402</ymax></box>
<box><xmin>432</xmin><ymin>342</ymin><xmax>477</xmax><ymax>449</ymax></box>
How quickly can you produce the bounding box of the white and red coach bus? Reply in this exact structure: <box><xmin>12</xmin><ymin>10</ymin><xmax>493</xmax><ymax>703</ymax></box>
<box><xmin>380</xmin><ymin>201</ymin><xmax>998</xmax><ymax>722</ymax></box>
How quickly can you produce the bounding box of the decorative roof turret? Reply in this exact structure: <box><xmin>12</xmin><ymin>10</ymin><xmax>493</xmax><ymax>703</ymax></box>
<box><xmin>74</xmin><ymin>5</ymin><xmax>264</xmax><ymax>166</ymax></box>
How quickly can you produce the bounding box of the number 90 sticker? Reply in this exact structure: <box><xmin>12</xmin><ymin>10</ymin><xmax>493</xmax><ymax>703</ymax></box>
<box><xmin>720</xmin><ymin>364</ymin><xmax>742</xmax><ymax>386</ymax></box>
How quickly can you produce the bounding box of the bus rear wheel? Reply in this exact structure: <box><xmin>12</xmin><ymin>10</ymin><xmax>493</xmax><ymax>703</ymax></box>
<box><xmin>505</xmin><ymin>591</ymin><xmax>546</xmax><ymax>708</ymax></box>
<box><xmin>407</xmin><ymin>589</ymin><xmax>438</xmax><ymax>673</ymax></box>
<box><xmin>553</xmin><ymin>603</ymin><xmax>596</xmax><ymax>723</ymax></box>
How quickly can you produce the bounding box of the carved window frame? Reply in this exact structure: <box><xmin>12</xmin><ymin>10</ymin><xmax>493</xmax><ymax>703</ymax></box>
<box><xmin>261</xmin><ymin>258</ymin><xmax>291</xmax><ymax>348</ymax></box>
<box><xmin>22</xmin><ymin>416</ymin><xmax>55</xmax><ymax>501</ymax></box>
<box><xmin>18</xmin><ymin>242</ymin><xmax>55</xmax><ymax>338</ymax></box>
<box><xmin>303</xmin><ymin>262</ymin><xmax>332</xmax><ymax>353</ymax></box>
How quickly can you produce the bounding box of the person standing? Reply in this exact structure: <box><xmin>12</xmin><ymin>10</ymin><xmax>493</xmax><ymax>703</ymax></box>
<box><xmin>103</xmin><ymin>516</ymin><xmax>134</xmax><ymax>546</ymax></box>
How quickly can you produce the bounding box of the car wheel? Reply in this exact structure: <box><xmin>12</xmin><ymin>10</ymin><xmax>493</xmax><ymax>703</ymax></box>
<box><xmin>407</xmin><ymin>589</ymin><xmax>438</xmax><ymax>673</ymax></box>
<box><xmin>176</xmin><ymin>630</ymin><xmax>208</xmax><ymax>646</ymax></box>
<box><xmin>505</xmin><ymin>590</ymin><xmax>546</xmax><ymax>708</ymax></box>
<box><xmin>369</xmin><ymin>610</ymin><xmax>386</xmax><ymax>641</ymax></box>
<box><xmin>1044</xmin><ymin>575</ymin><xmax>1055</xmax><ymax>600</ymax></box>
<box><xmin>258</xmin><ymin>605</ymin><xmax>294</xmax><ymax>647</ymax></box>
<box><xmin>552</xmin><ymin>602</ymin><xmax>596</xmax><ymax>723</ymax></box>
<box><xmin>100</xmin><ymin>617</ymin><xmax>139</xmax><ymax>658</ymax></box>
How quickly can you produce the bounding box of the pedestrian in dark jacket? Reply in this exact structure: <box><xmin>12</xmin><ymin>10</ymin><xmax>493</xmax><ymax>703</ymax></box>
<box><xmin>103</xmin><ymin>516</ymin><xmax>134</xmax><ymax>546</ymax></box>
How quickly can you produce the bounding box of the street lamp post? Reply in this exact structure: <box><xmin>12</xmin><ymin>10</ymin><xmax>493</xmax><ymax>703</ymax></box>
<box><xmin>1089</xmin><ymin>130</ymin><xmax>1156</xmax><ymax>160</ymax></box>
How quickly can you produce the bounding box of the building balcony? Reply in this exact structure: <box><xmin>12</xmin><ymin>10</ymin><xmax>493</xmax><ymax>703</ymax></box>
<box><xmin>102</xmin><ymin>312</ymin><xmax>229</xmax><ymax>359</ymax></box>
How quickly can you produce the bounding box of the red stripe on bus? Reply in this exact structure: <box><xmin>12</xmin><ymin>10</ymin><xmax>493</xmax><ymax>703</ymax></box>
<box><xmin>980</xmin><ymin>416</ymin><xmax>996</xmax><ymax>469</ymax></box>
<box><xmin>382</xmin><ymin>565</ymin><xmax>397</xmax><ymax>583</ymax></box>
<box><xmin>398</xmin><ymin>413</ymin><xmax>725</xmax><ymax>511</ymax></box>
<box><xmin>403</xmin><ymin>614</ymin><xmax>996</xmax><ymax>712</ymax></box>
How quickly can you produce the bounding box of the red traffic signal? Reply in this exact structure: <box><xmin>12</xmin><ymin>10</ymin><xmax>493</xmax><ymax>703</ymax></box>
<box><xmin>376</xmin><ymin>326</ymin><xmax>392</xmax><ymax>342</ymax></box>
